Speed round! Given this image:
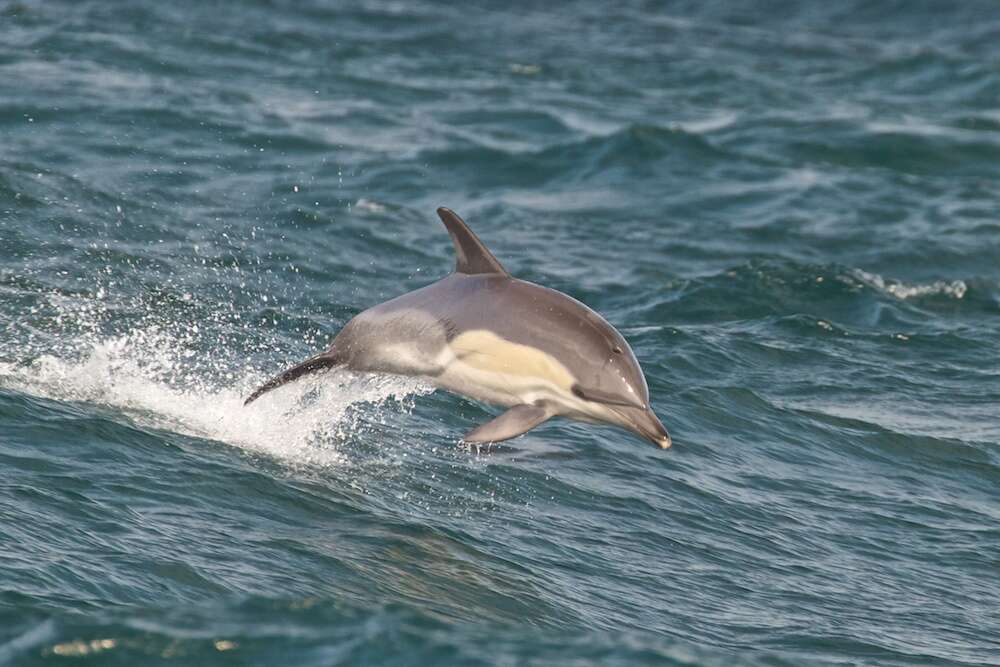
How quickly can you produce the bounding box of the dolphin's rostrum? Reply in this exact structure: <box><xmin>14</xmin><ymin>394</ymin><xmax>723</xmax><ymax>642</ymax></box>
<box><xmin>245</xmin><ymin>208</ymin><xmax>671</xmax><ymax>449</ymax></box>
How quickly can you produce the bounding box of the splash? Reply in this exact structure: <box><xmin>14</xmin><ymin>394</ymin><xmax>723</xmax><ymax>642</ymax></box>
<box><xmin>0</xmin><ymin>292</ymin><xmax>433</xmax><ymax>466</ymax></box>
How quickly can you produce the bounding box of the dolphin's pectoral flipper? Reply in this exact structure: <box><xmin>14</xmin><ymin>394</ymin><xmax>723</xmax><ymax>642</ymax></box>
<box><xmin>243</xmin><ymin>351</ymin><xmax>342</xmax><ymax>406</ymax></box>
<box><xmin>462</xmin><ymin>404</ymin><xmax>550</xmax><ymax>443</ymax></box>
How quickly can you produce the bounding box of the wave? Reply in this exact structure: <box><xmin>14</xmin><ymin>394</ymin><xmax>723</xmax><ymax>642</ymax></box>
<box><xmin>418</xmin><ymin>122</ymin><xmax>733</xmax><ymax>190</ymax></box>
<box><xmin>642</xmin><ymin>260</ymin><xmax>976</xmax><ymax>328</ymax></box>
<box><xmin>852</xmin><ymin>268</ymin><xmax>967</xmax><ymax>300</ymax></box>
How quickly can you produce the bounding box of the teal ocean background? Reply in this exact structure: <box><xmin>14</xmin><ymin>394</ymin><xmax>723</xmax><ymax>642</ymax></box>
<box><xmin>2</xmin><ymin>1</ymin><xmax>999</xmax><ymax>665</ymax></box>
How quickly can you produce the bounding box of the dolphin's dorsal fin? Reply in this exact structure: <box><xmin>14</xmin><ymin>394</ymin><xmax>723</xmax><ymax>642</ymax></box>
<box><xmin>437</xmin><ymin>207</ymin><xmax>509</xmax><ymax>276</ymax></box>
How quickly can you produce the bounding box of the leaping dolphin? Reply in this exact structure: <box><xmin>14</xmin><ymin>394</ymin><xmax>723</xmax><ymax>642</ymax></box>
<box><xmin>245</xmin><ymin>208</ymin><xmax>671</xmax><ymax>449</ymax></box>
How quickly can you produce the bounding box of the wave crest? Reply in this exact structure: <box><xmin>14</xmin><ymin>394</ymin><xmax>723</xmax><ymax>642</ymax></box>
<box><xmin>853</xmin><ymin>269</ymin><xmax>967</xmax><ymax>300</ymax></box>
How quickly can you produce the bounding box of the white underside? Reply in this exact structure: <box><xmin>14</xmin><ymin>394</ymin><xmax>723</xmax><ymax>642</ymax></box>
<box><xmin>435</xmin><ymin>360</ymin><xmax>628</xmax><ymax>430</ymax></box>
<box><xmin>375</xmin><ymin>335</ymin><xmax>606</xmax><ymax>422</ymax></box>
<box><xmin>435</xmin><ymin>358</ymin><xmax>571</xmax><ymax>411</ymax></box>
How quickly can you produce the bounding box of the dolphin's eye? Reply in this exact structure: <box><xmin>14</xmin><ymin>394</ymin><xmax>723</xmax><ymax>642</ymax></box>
<box><xmin>612</xmin><ymin>346</ymin><xmax>622</xmax><ymax>354</ymax></box>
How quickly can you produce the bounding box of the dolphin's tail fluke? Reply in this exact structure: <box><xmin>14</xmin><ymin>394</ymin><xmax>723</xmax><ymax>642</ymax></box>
<box><xmin>243</xmin><ymin>351</ymin><xmax>341</xmax><ymax>406</ymax></box>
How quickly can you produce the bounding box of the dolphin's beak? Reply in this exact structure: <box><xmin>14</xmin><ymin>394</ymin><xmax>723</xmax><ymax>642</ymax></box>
<box><xmin>614</xmin><ymin>406</ymin><xmax>672</xmax><ymax>449</ymax></box>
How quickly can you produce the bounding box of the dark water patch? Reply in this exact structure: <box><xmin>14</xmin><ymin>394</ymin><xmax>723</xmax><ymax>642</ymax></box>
<box><xmin>787</xmin><ymin>127</ymin><xmax>1000</xmax><ymax>179</ymax></box>
<box><xmin>0</xmin><ymin>598</ymin><xmax>790</xmax><ymax>666</ymax></box>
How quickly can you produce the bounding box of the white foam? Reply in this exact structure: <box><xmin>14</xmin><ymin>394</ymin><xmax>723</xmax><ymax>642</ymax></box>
<box><xmin>854</xmin><ymin>269</ymin><xmax>967</xmax><ymax>300</ymax></box>
<box><xmin>0</xmin><ymin>327</ymin><xmax>433</xmax><ymax>467</ymax></box>
<box><xmin>500</xmin><ymin>188</ymin><xmax>625</xmax><ymax>212</ymax></box>
<box><xmin>354</xmin><ymin>198</ymin><xmax>387</xmax><ymax>214</ymax></box>
<box><xmin>674</xmin><ymin>111</ymin><xmax>738</xmax><ymax>134</ymax></box>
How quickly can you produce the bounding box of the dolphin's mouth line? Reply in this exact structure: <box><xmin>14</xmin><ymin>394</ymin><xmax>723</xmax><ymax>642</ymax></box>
<box><xmin>610</xmin><ymin>406</ymin><xmax>672</xmax><ymax>449</ymax></box>
<box><xmin>572</xmin><ymin>384</ymin><xmax>647</xmax><ymax>411</ymax></box>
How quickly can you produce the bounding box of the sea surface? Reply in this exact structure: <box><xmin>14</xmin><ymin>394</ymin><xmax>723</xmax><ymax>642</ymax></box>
<box><xmin>2</xmin><ymin>1</ymin><xmax>999</xmax><ymax>665</ymax></box>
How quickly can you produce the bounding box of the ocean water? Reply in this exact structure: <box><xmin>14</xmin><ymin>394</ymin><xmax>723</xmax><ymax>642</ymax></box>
<box><xmin>2</xmin><ymin>0</ymin><xmax>999</xmax><ymax>664</ymax></box>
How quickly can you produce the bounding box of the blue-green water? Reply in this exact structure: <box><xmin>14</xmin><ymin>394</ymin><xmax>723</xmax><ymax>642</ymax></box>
<box><xmin>2</xmin><ymin>1</ymin><xmax>999</xmax><ymax>664</ymax></box>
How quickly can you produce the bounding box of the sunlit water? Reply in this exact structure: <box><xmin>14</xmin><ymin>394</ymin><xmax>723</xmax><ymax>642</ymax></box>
<box><xmin>2</xmin><ymin>1</ymin><xmax>999</xmax><ymax>665</ymax></box>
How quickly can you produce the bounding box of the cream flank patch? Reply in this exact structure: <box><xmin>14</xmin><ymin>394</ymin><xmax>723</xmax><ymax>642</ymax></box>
<box><xmin>448</xmin><ymin>330</ymin><xmax>576</xmax><ymax>391</ymax></box>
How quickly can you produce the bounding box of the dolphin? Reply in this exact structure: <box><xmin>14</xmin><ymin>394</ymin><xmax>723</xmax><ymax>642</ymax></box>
<box><xmin>245</xmin><ymin>208</ymin><xmax>671</xmax><ymax>449</ymax></box>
